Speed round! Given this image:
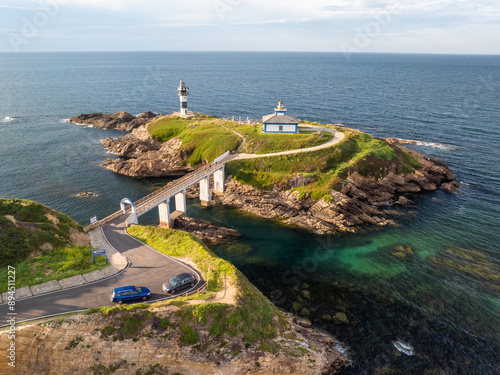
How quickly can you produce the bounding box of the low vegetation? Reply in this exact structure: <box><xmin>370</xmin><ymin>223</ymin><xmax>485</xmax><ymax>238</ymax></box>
<box><xmin>147</xmin><ymin>116</ymin><xmax>241</xmax><ymax>165</ymax></box>
<box><xmin>147</xmin><ymin>115</ymin><xmax>336</xmax><ymax>165</ymax></box>
<box><xmin>227</xmin><ymin>127</ymin><xmax>421</xmax><ymax>200</ymax></box>
<box><xmin>0</xmin><ymin>198</ymin><xmax>107</xmax><ymax>292</ymax></box>
<box><xmin>85</xmin><ymin>226</ymin><xmax>288</xmax><ymax>351</ymax></box>
<box><xmin>224</xmin><ymin>122</ymin><xmax>333</xmax><ymax>154</ymax></box>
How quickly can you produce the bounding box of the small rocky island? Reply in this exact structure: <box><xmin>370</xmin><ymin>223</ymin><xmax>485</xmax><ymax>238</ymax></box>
<box><xmin>70</xmin><ymin>111</ymin><xmax>458</xmax><ymax>235</ymax></box>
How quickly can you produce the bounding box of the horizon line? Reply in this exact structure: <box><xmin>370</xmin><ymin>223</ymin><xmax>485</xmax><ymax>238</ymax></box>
<box><xmin>0</xmin><ymin>50</ymin><xmax>499</xmax><ymax>56</ymax></box>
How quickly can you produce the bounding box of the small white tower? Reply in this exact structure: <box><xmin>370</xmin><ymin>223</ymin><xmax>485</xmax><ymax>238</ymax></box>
<box><xmin>177</xmin><ymin>80</ymin><xmax>189</xmax><ymax>116</ymax></box>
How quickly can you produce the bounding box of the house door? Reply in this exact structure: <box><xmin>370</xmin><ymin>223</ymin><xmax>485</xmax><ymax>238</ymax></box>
<box><xmin>279</xmin><ymin>125</ymin><xmax>283</xmax><ymax>131</ymax></box>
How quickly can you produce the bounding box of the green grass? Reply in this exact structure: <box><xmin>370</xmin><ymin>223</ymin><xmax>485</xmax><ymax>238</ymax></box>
<box><xmin>181</xmin><ymin>324</ymin><xmax>199</xmax><ymax>345</ymax></box>
<box><xmin>227</xmin><ymin>128</ymin><xmax>420</xmax><ymax>200</ymax></box>
<box><xmin>0</xmin><ymin>246</ymin><xmax>108</xmax><ymax>293</ymax></box>
<box><xmin>128</xmin><ymin>226</ymin><xmax>281</xmax><ymax>344</ymax></box>
<box><xmin>0</xmin><ymin>198</ymin><xmax>82</xmax><ymax>264</ymax></box>
<box><xmin>128</xmin><ymin>225</ymin><xmax>236</xmax><ymax>292</ymax></box>
<box><xmin>0</xmin><ymin>198</ymin><xmax>108</xmax><ymax>292</ymax></box>
<box><xmin>226</xmin><ymin>123</ymin><xmax>333</xmax><ymax>154</ymax></box>
<box><xmin>147</xmin><ymin>116</ymin><xmax>242</xmax><ymax>165</ymax></box>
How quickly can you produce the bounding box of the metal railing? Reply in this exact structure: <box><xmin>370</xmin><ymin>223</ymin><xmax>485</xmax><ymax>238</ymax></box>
<box><xmin>84</xmin><ymin>160</ymin><xmax>228</xmax><ymax>233</ymax></box>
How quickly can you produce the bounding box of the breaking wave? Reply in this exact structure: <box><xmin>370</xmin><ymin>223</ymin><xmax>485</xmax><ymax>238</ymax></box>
<box><xmin>393</xmin><ymin>340</ymin><xmax>415</xmax><ymax>356</ymax></box>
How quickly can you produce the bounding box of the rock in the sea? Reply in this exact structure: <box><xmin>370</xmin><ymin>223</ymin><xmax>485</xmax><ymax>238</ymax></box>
<box><xmin>441</xmin><ymin>181</ymin><xmax>460</xmax><ymax>193</ymax></box>
<box><xmin>332</xmin><ymin>312</ymin><xmax>349</xmax><ymax>325</ymax></box>
<box><xmin>384</xmin><ymin>137</ymin><xmax>417</xmax><ymax>145</ymax></box>
<box><xmin>173</xmin><ymin>216</ymin><xmax>239</xmax><ymax>244</ymax></box>
<box><xmin>76</xmin><ymin>192</ymin><xmax>99</xmax><ymax>197</ymax></box>
<box><xmin>70</xmin><ymin>111</ymin><xmax>159</xmax><ymax>131</ymax></box>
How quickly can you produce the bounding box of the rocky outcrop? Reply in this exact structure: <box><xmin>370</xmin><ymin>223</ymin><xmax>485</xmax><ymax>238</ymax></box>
<box><xmin>102</xmin><ymin>126</ymin><xmax>162</xmax><ymax>158</ymax></box>
<box><xmin>70</xmin><ymin>111</ymin><xmax>159</xmax><ymax>131</ymax></box>
<box><xmin>215</xmin><ymin>146</ymin><xmax>457</xmax><ymax>234</ymax></box>
<box><xmin>0</xmin><ymin>310</ymin><xmax>348</xmax><ymax>374</ymax></box>
<box><xmin>76</xmin><ymin>192</ymin><xmax>99</xmax><ymax>197</ymax></box>
<box><xmin>441</xmin><ymin>181</ymin><xmax>460</xmax><ymax>193</ymax></box>
<box><xmin>173</xmin><ymin>216</ymin><xmax>240</xmax><ymax>244</ymax></box>
<box><xmin>385</xmin><ymin>137</ymin><xmax>417</xmax><ymax>145</ymax></box>
<box><xmin>103</xmin><ymin>137</ymin><xmax>194</xmax><ymax>178</ymax></box>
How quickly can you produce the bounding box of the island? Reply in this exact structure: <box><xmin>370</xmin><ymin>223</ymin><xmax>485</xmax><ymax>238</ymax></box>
<box><xmin>70</xmin><ymin>111</ymin><xmax>458</xmax><ymax>235</ymax></box>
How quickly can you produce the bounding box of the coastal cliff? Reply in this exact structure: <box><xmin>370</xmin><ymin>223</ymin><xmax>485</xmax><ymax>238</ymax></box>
<box><xmin>216</xmin><ymin>145</ymin><xmax>455</xmax><ymax>234</ymax></box>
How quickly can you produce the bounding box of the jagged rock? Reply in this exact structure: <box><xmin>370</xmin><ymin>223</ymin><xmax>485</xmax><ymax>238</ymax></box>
<box><xmin>296</xmin><ymin>318</ymin><xmax>312</xmax><ymax>328</ymax></box>
<box><xmin>218</xmin><ymin>143</ymin><xmax>456</xmax><ymax>235</ymax></box>
<box><xmin>76</xmin><ymin>192</ymin><xmax>99</xmax><ymax>197</ymax></box>
<box><xmin>102</xmin><ymin>137</ymin><xmax>194</xmax><ymax>177</ymax></box>
<box><xmin>441</xmin><ymin>181</ymin><xmax>460</xmax><ymax>193</ymax></box>
<box><xmin>102</xmin><ymin>125</ymin><xmax>162</xmax><ymax>158</ymax></box>
<box><xmin>395</xmin><ymin>196</ymin><xmax>411</xmax><ymax>205</ymax></box>
<box><xmin>70</xmin><ymin>111</ymin><xmax>159</xmax><ymax>131</ymax></box>
<box><xmin>385</xmin><ymin>137</ymin><xmax>417</xmax><ymax>145</ymax></box>
<box><xmin>173</xmin><ymin>216</ymin><xmax>240</xmax><ymax>244</ymax></box>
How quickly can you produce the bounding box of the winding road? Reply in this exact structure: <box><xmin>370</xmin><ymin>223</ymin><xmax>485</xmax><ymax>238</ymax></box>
<box><xmin>0</xmin><ymin>216</ymin><xmax>204</xmax><ymax>328</ymax></box>
<box><xmin>226</xmin><ymin>124</ymin><xmax>345</xmax><ymax>161</ymax></box>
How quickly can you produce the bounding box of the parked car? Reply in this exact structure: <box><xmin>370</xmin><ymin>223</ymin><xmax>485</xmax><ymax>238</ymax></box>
<box><xmin>162</xmin><ymin>273</ymin><xmax>197</xmax><ymax>294</ymax></box>
<box><xmin>110</xmin><ymin>285</ymin><xmax>151</xmax><ymax>304</ymax></box>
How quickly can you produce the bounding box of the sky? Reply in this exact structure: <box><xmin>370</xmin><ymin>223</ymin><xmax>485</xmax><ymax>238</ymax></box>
<box><xmin>0</xmin><ymin>0</ymin><xmax>499</xmax><ymax>54</ymax></box>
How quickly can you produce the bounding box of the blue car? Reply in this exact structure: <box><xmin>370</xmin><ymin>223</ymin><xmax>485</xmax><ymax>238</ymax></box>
<box><xmin>110</xmin><ymin>285</ymin><xmax>151</xmax><ymax>304</ymax></box>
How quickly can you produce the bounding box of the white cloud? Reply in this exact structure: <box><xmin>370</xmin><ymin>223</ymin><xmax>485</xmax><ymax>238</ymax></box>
<box><xmin>0</xmin><ymin>0</ymin><xmax>499</xmax><ymax>52</ymax></box>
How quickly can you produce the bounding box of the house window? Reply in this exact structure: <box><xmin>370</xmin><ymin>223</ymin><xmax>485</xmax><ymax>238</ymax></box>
<box><xmin>279</xmin><ymin>125</ymin><xmax>283</xmax><ymax>131</ymax></box>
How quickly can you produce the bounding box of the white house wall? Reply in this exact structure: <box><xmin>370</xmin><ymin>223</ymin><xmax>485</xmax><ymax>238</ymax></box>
<box><xmin>265</xmin><ymin>124</ymin><xmax>298</xmax><ymax>133</ymax></box>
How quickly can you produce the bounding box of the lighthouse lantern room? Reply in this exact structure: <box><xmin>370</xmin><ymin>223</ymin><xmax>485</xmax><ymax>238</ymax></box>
<box><xmin>177</xmin><ymin>80</ymin><xmax>189</xmax><ymax>116</ymax></box>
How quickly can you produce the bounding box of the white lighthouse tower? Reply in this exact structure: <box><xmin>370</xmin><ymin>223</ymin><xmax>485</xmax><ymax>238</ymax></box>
<box><xmin>177</xmin><ymin>80</ymin><xmax>189</xmax><ymax>116</ymax></box>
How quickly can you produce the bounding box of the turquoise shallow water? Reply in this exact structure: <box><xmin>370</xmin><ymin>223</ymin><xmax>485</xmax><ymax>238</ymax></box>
<box><xmin>0</xmin><ymin>52</ymin><xmax>499</xmax><ymax>374</ymax></box>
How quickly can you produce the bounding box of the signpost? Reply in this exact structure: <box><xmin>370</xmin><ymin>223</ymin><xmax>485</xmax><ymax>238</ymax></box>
<box><xmin>90</xmin><ymin>216</ymin><xmax>97</xmax><ymax>224</ymax></box>
<box><xmin>92</xmin><ymin>249</ymin><xmax>108</xmax><ymax>264</ymax></box>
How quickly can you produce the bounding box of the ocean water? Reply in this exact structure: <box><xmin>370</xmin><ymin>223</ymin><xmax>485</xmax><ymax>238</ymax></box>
<box><xmin>0</xmin><ymin>52</ymin><xmax>499</xmax><ymax>374</ymax></box>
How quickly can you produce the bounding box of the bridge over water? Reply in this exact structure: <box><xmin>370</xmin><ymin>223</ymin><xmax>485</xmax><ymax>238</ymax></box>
<box><xmin>84</xmin><ymin>151</ymin><xmax>229</xmax><ymax>232</ymax></box>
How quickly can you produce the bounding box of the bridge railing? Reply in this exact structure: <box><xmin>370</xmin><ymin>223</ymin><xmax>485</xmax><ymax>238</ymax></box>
<box><xmin>84</xmin><ymin>159</ymin><xmax>228</xmax><ymax>233</ymax></box>
<box><xmin>134</xmin><ymin>163</ymin><xmax>225</xmax><ymax>216</ymax></box>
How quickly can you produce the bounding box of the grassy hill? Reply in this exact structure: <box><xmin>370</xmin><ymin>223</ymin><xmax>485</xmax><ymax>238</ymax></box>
<box><xmin>148</xmin><ymin>115</ymin><xmax>242</xmax><ymax>165</ymax></box>
<box><xmin>227</xmin><ymin>127</ymin><xmax>421</xmax><ymax>200</ymax></box>
<box><xmin>147</xmin><ymin>115</ymin><xmax>335</xmax><ymax>164</ymax></box>
<box><xmin>224</xmin><ymin>122</ymin><xmax>333</xmax><ymax>154</ymax></box>
<box><xmin>0</xmin><ymin>199</ymin><xmax>107</xmax><ymax>292</ymax></box>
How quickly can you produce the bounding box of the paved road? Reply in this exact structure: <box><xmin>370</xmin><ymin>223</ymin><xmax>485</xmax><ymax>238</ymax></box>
<box><xmin>0</xmin><ymin>216</ymin><xmax>203</xmax><ymax>328</ymax></box>
<box><xmin>227</xmin><ymin>125</ymin><xmax>345</xmax><ymax>161</ymax></box>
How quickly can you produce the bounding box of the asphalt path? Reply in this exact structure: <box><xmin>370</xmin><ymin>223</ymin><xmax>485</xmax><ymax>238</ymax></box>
<box><xmin>0</xmin><ymin>215</ymin><xmax>203</xmax><ymax>327</ymax></box>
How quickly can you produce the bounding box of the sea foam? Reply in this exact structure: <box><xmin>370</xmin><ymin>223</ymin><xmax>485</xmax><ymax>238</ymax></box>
<box><xmin>392</xmin><ymin>340</ymin><xmax>415</xmax><ymax>356</ymax></box>
<box><xmin>414</xmin><ymin>140</ymin><xmax>458</xmax><ymax>150</ymax></box>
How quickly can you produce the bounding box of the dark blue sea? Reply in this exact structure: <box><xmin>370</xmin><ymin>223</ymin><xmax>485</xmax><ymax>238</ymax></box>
<box><xmin>1</xmin><ymin>52</ymin><xmax>499</xmax><ymax>374</ymax></box>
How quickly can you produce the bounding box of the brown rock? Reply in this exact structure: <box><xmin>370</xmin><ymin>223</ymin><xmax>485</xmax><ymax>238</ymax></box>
<box><xmin>70</xmin><ymin>111</ymin><xmax>159</xmax><ymax>131</ymax></box>
<box><xmin>173</xmin><ymin>216</ymin><xmax>240</xmax><ymax>244</ymax></box>
<box><xmin>441</xmin><ymin>181</ymin><xmax>460</xmax><ymax>193</ymax></box>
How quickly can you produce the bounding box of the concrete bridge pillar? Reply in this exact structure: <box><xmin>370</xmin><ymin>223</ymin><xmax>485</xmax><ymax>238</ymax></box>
<box><xmin>199</xmin><ymin>177</ymin><xmax>211</xmax><ymax>206</ymax></box>
<box><xmin>175</xmin><ymin>189</ymin><xmax>187</xmax><ymax>212</ymax></box>
<box><xmin>158</xmin><ymin>199</ymin><xmax>171</xmax><ymax>228</ymax></box>
<box><xmin>213</xmin><ymin>167</ymin><xmax>225</xmax><ymax>196</ymax></box>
